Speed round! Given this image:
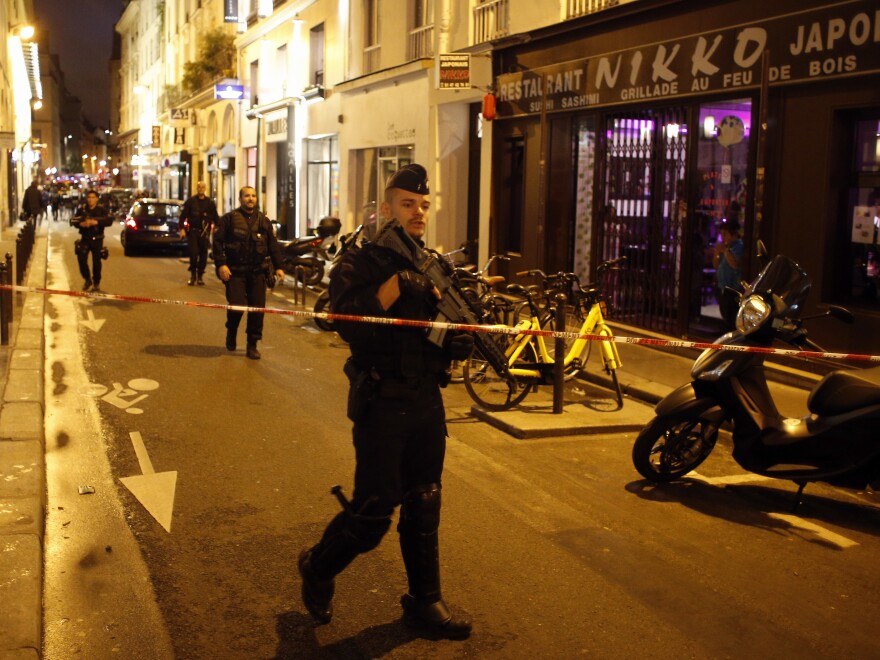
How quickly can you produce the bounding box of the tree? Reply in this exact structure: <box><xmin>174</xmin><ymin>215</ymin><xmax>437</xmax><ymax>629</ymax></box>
<box><xmin>181</xmin><ymin>28</ymin><xmax>235</xmax><ymax>94</ymax></box>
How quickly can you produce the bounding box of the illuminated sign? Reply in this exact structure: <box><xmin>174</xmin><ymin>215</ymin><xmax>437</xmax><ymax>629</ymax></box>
<box><xmin>214</xmin><ymin>84</ymin><xmax>244</xmax><ymax>100</ymax></box>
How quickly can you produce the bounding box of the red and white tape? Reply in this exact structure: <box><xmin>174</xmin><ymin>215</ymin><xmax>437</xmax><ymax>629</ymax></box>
<box><xmin>5</xmin><ymin>283</ymin><xmax>879</xmax><ymax>363</ymax></box>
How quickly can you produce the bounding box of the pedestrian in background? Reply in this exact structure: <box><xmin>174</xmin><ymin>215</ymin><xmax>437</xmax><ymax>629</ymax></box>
<box><xmin>22</xmin><ymin>179</ymin><xmax>42</xmax><ymax>221</ymax></box>
<box><xmin>297</xmin><ymin>163</ymin><xmax>474</xmax><ymax>639</ymax></box>
<box><xmin>212</xmin><ymin>186</ymin><xmax>285</xmax><ymax>360</ymax></box>
<box><xmin>71</xmin><ymin>189</ymin><xmax>112</xmax><ymax>292</ymax></box>
<box><xmin>713</xmin><ymin>215</ymin><xmax>744</xmax><ymax>331</ymax></box>
<box><xmin>180</xmin><ymin>181</ymin><xmax>219</xmax><ymax>286</ymax></box>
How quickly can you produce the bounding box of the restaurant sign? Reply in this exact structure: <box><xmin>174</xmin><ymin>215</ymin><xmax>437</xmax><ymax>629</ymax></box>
<box><xmin>496</xmin><ymin>0</ymin><xmax>880</xmax><ymax>117</ymax></box>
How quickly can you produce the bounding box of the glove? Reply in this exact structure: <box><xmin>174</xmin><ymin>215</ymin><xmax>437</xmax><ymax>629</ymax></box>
<box><xmin>445</xmin><ymin>332</ymin><xmax>474</xmax><ymax>361</ymax></box>
<box><xmin>397</xmin><ymin>270</ymin><xmax>434</xmax><ymax>298</ymax></box>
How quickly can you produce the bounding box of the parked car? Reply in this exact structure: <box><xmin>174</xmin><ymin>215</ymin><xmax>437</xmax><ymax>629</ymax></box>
<box><xmin>120</xmin><ymin>199</ymin><xmax>187</xmax><ymax>256</ymax></box>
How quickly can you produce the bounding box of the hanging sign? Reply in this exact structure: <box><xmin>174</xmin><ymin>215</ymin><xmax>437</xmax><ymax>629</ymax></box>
<box><xmin>438</xmin><ymin>54</ymin><xmax>471</xmax><ymax>89</ymax></box>
<box><xmin>224</xmin><ymin>0</ymin><xmax>238</xmax><ymax>22</ymax></box>
<box><xmin>169</xmin><ymin>108</ymin><xmax>191</xmax><ymax>127</ymax></box>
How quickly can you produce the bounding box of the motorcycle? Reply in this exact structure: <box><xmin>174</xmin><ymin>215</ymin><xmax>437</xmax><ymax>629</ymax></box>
<box><xmin>631</xmin><ymin>241</ymin><xmax>880</xmax><ymax>510</ymax></box>
<box><xmin>313</xmin><ymin>224</ymin><xmax>365</xmax><ymax>332</ymax></box>
<box><xmin>279</xmin><ymin>216</ymin><xmax>341</xmax><ymax>286</ymax></box>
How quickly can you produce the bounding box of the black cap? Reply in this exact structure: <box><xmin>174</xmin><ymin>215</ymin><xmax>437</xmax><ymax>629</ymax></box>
<box><xmin>385</xmin><ymin>164</ymin><xmax>429</xmax><ymax>195</ymax></box>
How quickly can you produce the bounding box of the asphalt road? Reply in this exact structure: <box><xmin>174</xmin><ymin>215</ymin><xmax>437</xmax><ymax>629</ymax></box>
<box><xmin>42</xmin><ymin>220</ymin><xmax>880</xmax><ymax>659</ymax></box>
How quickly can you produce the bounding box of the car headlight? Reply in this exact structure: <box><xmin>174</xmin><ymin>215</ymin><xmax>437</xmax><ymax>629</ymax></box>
<box><xmin>735</xmin><ymin>294</ymin><xmax>771</xmax><ymax>335</ymax></box>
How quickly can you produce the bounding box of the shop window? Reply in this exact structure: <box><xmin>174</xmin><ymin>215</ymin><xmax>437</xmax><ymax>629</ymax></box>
<box><xmin>306</xmin><ymin>136</ymin><xmax>339</xmax><ymax>230</ymax></box>
<box><xmin>498</xmin><ymin>136</ymin><xmax>524</xmax><ymax>255</ymax></box>
<box><xmin>572</xmin><ymin>116</ymin><xmax>596</xmax><ymax>283</ymax></box>
<box><xmin>352</xmin><ymin>145</ymin><xmax>414</xmax><ymax>233</ymax></box>
<box><xmin>844</xmin><ymin>117</ymin><xmax>880</xmax><ymax>307</ymax></box>
<box><xmin>246</xmin><ymin>147</ymin><xmax>257</xmax><ymax>189</ymax></box>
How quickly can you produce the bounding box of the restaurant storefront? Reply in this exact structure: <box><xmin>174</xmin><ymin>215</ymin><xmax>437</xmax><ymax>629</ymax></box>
<box><xmin>490</xmin><ymin>0</ymin><xmax>880</xmax><ymax>353</ymax></box>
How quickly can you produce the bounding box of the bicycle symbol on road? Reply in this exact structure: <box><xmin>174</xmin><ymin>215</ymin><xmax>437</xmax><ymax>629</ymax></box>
<box><xmin>86</xmin><ymin>378</ymin><xmax>160</xmax><ymax>414</ymax></box>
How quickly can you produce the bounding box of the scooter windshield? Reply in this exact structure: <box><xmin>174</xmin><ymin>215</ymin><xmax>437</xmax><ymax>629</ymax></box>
<box><xmin>749</xmin><ymin>255</ymin><xmax>811</xmax><ymax>317</ymax></box>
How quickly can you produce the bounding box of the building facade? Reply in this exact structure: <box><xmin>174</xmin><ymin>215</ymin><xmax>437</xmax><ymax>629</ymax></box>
<box><xmin>487</xmin><ymin>0</ymin><xmax>880</xmax><ymax>354</ymax></box>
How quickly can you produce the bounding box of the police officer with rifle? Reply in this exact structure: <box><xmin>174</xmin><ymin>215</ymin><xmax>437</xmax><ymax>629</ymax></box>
<box><xmin>71</xmin><ymin>189</ymin><xmax>113</xmax><ymax>292</ymax></box>
<box><xmin>180</xmin><ymin>180</ymin><xmax>219</xmax><ymax>286</ymax></box>
<box><xmin>212</xmin><ymin>186</ymin><xmax>285</xmax><ymax>360</ymax></box>
<box><xmin>298</xmin><ymin>164</ymin><xmax>476</xmax><ymax>639</ymax></box>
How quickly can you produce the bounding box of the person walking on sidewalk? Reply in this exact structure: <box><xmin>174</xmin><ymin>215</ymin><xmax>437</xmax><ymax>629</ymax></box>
<box><xmin>212</xmin><ymin>186</ymin><xmax>285</xmax><ymax>360</ymax></box>
<box><xmin>713</xmin><ymin>215</ymin><xmax>744</xmax><ymax>331</ymax></box>
<box><xmin>71</xmin><ymin>189</ymin><xmax>112</xmax><ymax>292</ymax></box>
<box><xmin>180</xmin><ymin>181</ymin><xmax>218</xmax><ymax>286</ymax></box>
<box><xmin>297</xmin><ymin>163</ymin><xmax>474</xmax><ymax>639</ymax></box>
<box><xmin>22</xmin><ymin>179</ymin><xmax>43</xmax><ymax>221</ymax></box>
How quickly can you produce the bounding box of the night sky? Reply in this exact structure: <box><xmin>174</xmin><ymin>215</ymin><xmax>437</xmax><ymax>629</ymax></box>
<box><xmin>33</xmin><ymin>0</ymin><xmax>123</xmax><ymax>127</ymax></box>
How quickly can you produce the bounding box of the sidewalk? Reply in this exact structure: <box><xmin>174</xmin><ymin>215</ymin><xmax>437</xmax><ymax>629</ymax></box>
<box><xmin>0</xmin><ymin>219</ymin><xmax>48</xmax><ymax>660</ymax></box>
<box><xmin>0</xmin><ymin>222</ymin><xmax>820</xmax><ymax>657</ymax></box>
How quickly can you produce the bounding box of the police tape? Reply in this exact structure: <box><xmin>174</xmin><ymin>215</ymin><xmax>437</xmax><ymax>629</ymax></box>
<box><xmin>5</xmin><ymin>283</ymin><xmax>880</xmax><ymax>363</ymax></box>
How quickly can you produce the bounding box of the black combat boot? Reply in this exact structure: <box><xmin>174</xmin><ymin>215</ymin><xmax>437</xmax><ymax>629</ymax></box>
<box><xmin>225</xmin><ymin>330</ymin><xmax>236</xmax><ymax>351</ymax></box>
<box><xmin>187</xmin><ymin>272</ymin><xmax>196</xmax><ymax>286</ymax></box>
<box><xmin>197</xmin><ymin>273</ymin><xmax>205</xmax><ymax>286</ymax></box>
<box><xmin>297</xmin><ymin>549</ymin><xmax>334</xmax><ymax>625</ymax></box>
<box><xmin>398</xmin><ymin>486</ymin><xmax>471</xmax><ymax>639</ymax></box>
<box><xmin>246</xmin><ymin>341</ymin><xmax>261</xmax><ymax>360</ymax></box>
<box><xmin>82</xmin><ymin>279</ymin><xmax>92</xmax><ymax>291</ymax></box>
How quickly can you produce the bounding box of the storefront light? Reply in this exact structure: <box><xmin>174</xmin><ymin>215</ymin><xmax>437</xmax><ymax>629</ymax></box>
<box><xmin>703</xmin><ymin>115</ymin><xmax>716</xmax><ymax>138</ymax></box>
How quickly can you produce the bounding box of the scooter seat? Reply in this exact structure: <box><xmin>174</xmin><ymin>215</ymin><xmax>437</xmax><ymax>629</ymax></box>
<box><xmin>808</xmin><ymin>365</ymin><xmax>880</xmax><ymax>417</ymax></box>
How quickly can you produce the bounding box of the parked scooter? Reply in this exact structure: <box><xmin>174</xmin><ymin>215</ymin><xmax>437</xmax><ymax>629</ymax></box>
<box><xmin>631</xmin><ymin>242</ymin><xmax>880</xmax><ymax>509</ymax></box>
<box><xmin>279</xmin><ymin>216</ymin><xmax>341</xmax><ymax>286</ymax></box>
<box><xmin>313</xmin><ymin>224</ymin><xmax>365</xmax><ymax>331</ymax></box>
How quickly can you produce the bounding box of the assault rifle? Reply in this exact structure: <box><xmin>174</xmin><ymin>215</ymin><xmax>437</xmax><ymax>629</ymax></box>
<box><xmin>372</xmin><ymin>219</ymin><xmax>514</xmax><ymax>382</ymax></box>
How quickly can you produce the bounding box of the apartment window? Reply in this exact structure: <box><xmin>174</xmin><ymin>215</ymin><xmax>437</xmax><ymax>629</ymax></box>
<box><xmin>250</xmin><ymin>60</ymin><xmax>259</xmax><ymax>107</ymax></box>
<box><xmin>364</xmin><ymin>0</ymin><xmax>380</xmax><ymax>73</ymax></box>
<box><xmin>410</xmin><ymin>0</ymin><xmax>433</xmax><ymax>59</ymax></box>
<box><xmin>276</xmin><ymin>44</ymin><xmax>288</xmax><ymax>97</ymax></box>
<box><xmin>310</xmin><ymin>23</ymin><xmax>325</xmax><ymax>87</ymax></box>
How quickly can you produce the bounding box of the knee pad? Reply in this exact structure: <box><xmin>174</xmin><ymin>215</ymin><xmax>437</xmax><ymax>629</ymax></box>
<box><xmin>345</xmin><ymin>510</ymin><xmax>392</xmax><ymax>553</ymax></box>
<box><xmin>398</xmin><ymin>483</ymin><xmax>442</xmax><ymax>534</ymax></box>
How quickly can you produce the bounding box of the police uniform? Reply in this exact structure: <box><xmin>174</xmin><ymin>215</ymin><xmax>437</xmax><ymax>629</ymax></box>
<box><xmin>71</xmin><ymin>201</ymin><xmax>112</xmax><ymax>291</ymax></box>
<box><xmin>212</xmin><ymin>205</ymin><xmax>284</xmax><ymax>358</ymax></box>
<box><xmin>298</xmin><ymin>164</ymin><xmax>472</xmax><ymax>639</ymax></box>
<box><xmin>180</xmin><ymin>193</ymin><xmax>219</xmax><ymax>285</ymax></box>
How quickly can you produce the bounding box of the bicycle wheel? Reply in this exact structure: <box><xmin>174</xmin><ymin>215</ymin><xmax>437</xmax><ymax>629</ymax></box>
<box><xmin>542</xmin><ymin>304</ymin><xmax>585</xmax><ymax>380</ymax></box>
<box><xmin>463</xmin><ymin>334</ymin><xmax>536</xmax><ymax>411</ymax></box>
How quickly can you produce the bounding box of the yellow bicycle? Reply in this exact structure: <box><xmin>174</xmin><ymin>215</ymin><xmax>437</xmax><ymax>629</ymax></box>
<box><xmin>463</xmin><ymin>260</ymin><xmax>625</xmax><ymax>411</ymax></box>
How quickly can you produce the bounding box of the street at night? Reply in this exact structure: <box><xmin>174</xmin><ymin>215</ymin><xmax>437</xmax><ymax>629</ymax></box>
<box><xmin>37</xmin><ymin>220</ymin><xmax>880</xmax><ymax>659</ymax></box>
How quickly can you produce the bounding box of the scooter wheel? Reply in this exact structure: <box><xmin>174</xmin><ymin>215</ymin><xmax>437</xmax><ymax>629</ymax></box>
<box><xmin>313</xmin><ymin>291</ymin><xmax>334</xmax><ymax>332</ymax></box>
<box><xmin>632</xmin><ymin>416</ymin><xmax>719</xmax><ymax>482</ymax></box>
<box><xmin>305</xmin><ymin>263</ymin><xmax>325</xmax><ymax>287</ymax></box>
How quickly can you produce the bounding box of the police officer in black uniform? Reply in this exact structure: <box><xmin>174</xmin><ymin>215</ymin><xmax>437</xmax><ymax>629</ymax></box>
<box><xmin>212</xmin><ymin>186</ymin><xmax>285</xmax><ymax>360</ymax></box>
<box><xmin>180</xmin><ymin>181</ymin><xmax>219</xmax><ymax>286</ymax></box>
<box><xmin>71</xmin><ymin>189</ymin><xmax>112</xmax><ymax>292</ymax></box>
<box><xmin>297</xmin><ymin>164</ymin><xmax>474</xmax><ymax>639</ymax></box>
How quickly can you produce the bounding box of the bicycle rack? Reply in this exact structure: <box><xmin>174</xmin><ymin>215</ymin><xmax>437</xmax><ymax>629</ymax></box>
<box><xmin>292</xmin><ymin>265</ymin><xmax>307</xmax><ymax>305</ymax></box>
<box><xmin>553</xmin><ymin>293</ymin><xmax>566</xmax><ymax>414</ymax></box>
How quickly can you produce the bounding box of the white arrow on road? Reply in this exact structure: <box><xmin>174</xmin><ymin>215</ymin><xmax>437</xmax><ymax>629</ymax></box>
<box><xmin>120</xmin><ymin>431</ymin><xmax>177</xmax><ymax>533</ymax></box>
<box><xmin>81</xmin><ymin>309</ymin><xmax>106</xmax><ymax>332</ymax></box>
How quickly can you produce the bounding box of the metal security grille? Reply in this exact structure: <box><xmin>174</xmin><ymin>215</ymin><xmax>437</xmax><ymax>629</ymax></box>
<box><xmin>599</xmin><ymin>107</ymin><xmax>688</xmax><ymax>335</ymax></box>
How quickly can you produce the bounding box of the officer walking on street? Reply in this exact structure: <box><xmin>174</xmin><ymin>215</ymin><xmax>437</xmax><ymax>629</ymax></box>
<box><xmin>71</xmin><ymin>189</ymin><xmax>112</xmax><ymax>292</ymax></box>
<box><xmin>212</xmin><ymin>186</ymin><xmax>286</xmax><ymax>360</ymax></box>
<box><xmin>297</xmin><ymin>164</ymin><xmax>474</xmax><ymax>639</ymax></box>
<box><xmin>180</xmin><ymin>181</ymin><xmax>219</xmax><ymax>286</ymax></box>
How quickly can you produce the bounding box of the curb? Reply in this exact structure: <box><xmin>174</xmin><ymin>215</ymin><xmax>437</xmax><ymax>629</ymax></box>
<box><xmin>0</xmin><ymin>223</ymin><xmax>48</xmax><ymax>659</ymax></box>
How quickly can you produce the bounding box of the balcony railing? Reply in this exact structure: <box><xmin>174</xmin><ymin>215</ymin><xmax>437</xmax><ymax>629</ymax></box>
<box><xmin>473</xmin><ymin>0</ymin><xmax>509</xmax><ymax>44</ymax></box>
<box><xmin>363</xmin><ymin>43</ymin><xmax>381</xmax><ymax>74</ymax></box>
<box><xmin>408</xmin><ymin>24</ymin><xmax>434</xmax><ymax>60</ymax></box>
<box><xmin>566</xmin><ymin>0</ymin><xmax>620</xmax><ymax>19</ymax></box>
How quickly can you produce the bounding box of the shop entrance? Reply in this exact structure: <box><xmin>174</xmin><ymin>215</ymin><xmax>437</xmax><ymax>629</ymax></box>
<box><xmin>597</xmin><ymin>106</ymin><xmax>689</xmax><ymax>335</ymax></box>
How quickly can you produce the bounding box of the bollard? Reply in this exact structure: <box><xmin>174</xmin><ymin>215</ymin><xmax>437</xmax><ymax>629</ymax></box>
<box><xmin>0</xmin><ymin>260</ymin><xmax>8</xmax><ymax>346</ymax></box>
<box><xmin>292</xmin><ymin>265</ymin><xmax>307</xmax><ymax>305</ymax></box>
<box><xmin>4</xmin><ymin>253</ymin><xmax>11</xmax><ymax>326</ymax></box>
<box><xmin>553</xmin><ymin>293</ymin><xmax>566</xmax><ymax>414</ymax></box>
